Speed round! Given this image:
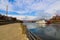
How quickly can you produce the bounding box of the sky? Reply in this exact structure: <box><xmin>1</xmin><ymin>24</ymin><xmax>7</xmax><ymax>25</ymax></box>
<box><xmin>0</xmin><ymin>0</ymin><xmax>60</xmax><ymax>20</ymax></box>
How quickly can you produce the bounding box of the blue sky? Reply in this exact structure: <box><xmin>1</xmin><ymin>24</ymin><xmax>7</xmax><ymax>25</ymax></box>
<box><xmin>0</xmin><ymin>0</ymin><xmax>60</xmax><ymax>20</ymax></box>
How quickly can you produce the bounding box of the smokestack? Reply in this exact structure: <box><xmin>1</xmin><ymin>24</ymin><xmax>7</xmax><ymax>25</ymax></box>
<box><xmin>6</xmin><ymin>5</ymin><xmax>8</xmax><ymax>16</ymax></box>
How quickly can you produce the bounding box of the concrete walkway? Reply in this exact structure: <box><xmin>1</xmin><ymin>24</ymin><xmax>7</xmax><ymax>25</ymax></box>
<box><xmin>0</xmin><ymin>23</ymin><xmax>29</xmax><ymax>40</ymax></box>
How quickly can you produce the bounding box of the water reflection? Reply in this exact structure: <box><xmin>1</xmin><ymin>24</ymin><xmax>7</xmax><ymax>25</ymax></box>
<box><xmin>23</xmin><ymin>22</ymin><xmax>60</xmax><ymax>40</ymax></box>
<box><xmin>23</xmin><ymin>22</ymin><xmax>39</xmax><ymax>29</ymax></box>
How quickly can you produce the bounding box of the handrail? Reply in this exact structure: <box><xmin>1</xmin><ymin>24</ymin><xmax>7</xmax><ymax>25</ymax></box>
<box><xmin>27</xmin><ymin>30</ymin><xmax>42</xmax><ymax>40</ymax></box>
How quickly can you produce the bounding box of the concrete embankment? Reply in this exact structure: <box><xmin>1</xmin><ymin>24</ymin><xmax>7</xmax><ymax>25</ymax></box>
<box><xmin>0</xmin><ymin>23</ymin><xmax>29</xmax><ymax>40</ymax></box>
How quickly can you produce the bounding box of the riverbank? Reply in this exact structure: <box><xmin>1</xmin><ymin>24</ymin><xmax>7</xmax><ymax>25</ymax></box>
<box><xmin>0</xmin><ymin>23</ymin><xmax>29</xmax><ymax>40</ymax></box>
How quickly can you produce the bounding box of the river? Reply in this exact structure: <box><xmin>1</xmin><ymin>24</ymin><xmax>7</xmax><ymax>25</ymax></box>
<box><xmin>23</xmin><ymin>22</ymin><xmax>60</xmax><ymax>40</ymax></box>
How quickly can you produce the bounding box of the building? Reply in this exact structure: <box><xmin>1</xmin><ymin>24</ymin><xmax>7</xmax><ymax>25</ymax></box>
<box><xmin>47</xmin><ymin>15</ymin><xmax>60</xmax><ymax>24</ymax></box>
<box><xmin>36</xmin><ymin>19</ymin><xmax>46</xmax><ymax>27</ymax></box>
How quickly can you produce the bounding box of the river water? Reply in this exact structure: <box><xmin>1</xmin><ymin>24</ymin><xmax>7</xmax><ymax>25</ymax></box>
<box><xmin>23</xmin><ymin>22</ymin><xmax>60</xmax><ymax>40</ymax></box>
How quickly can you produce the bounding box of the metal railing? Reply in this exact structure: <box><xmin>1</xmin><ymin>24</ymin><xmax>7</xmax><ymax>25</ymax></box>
<box><xmin>27</xmin><ymin>30</ymin><xmax>42</xmax><ymax>40</ymax></box>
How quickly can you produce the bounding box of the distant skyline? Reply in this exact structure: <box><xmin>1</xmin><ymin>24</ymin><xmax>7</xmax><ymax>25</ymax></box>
<box><xmin>0</xmin><ymin>0</ymin><xmax>60</xmax><ymax>20</ymax></box>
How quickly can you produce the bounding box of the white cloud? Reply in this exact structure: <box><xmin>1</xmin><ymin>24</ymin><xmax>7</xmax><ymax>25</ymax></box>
<box><xmin>8</xmin><ymin>15</ymin><xmax>37</xmax><ymax>20</ymax></box>
<box><xmin>0</xmin><ymin>0</ymin><xmax>60</xmax><ymax>20</ymax></box>
<box><xmin>29</xmin><ymin>3</ymin><xmax>46</xmax><ymax>10</ymax></box>
<box><xmin>45</xmin><ymin>1</ymin><xmax>60</xmax><ymax>14</ymax></box>
<box><xmin>44</xmin><ymin>0</ymin><xmax>60</xmax><ymax>19</ymax></box>
<box><xmin>0</xmin><ymin>0</ymin><xmax>47</xmax><ymax>13</ymax></box>
<box><xmin>17</xmin><ymin>16</ymin><xmax>37</xmax><ymax>20</ymax></box>
<box><xmin>0</xmin><ymin>0</ymin><xmax>13</xmax><ymax>11</ymax></box>
<box><xmin>0</xmin><ymin>0</ymin><xmax>59</xmax><ymax>13</ymax></box>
